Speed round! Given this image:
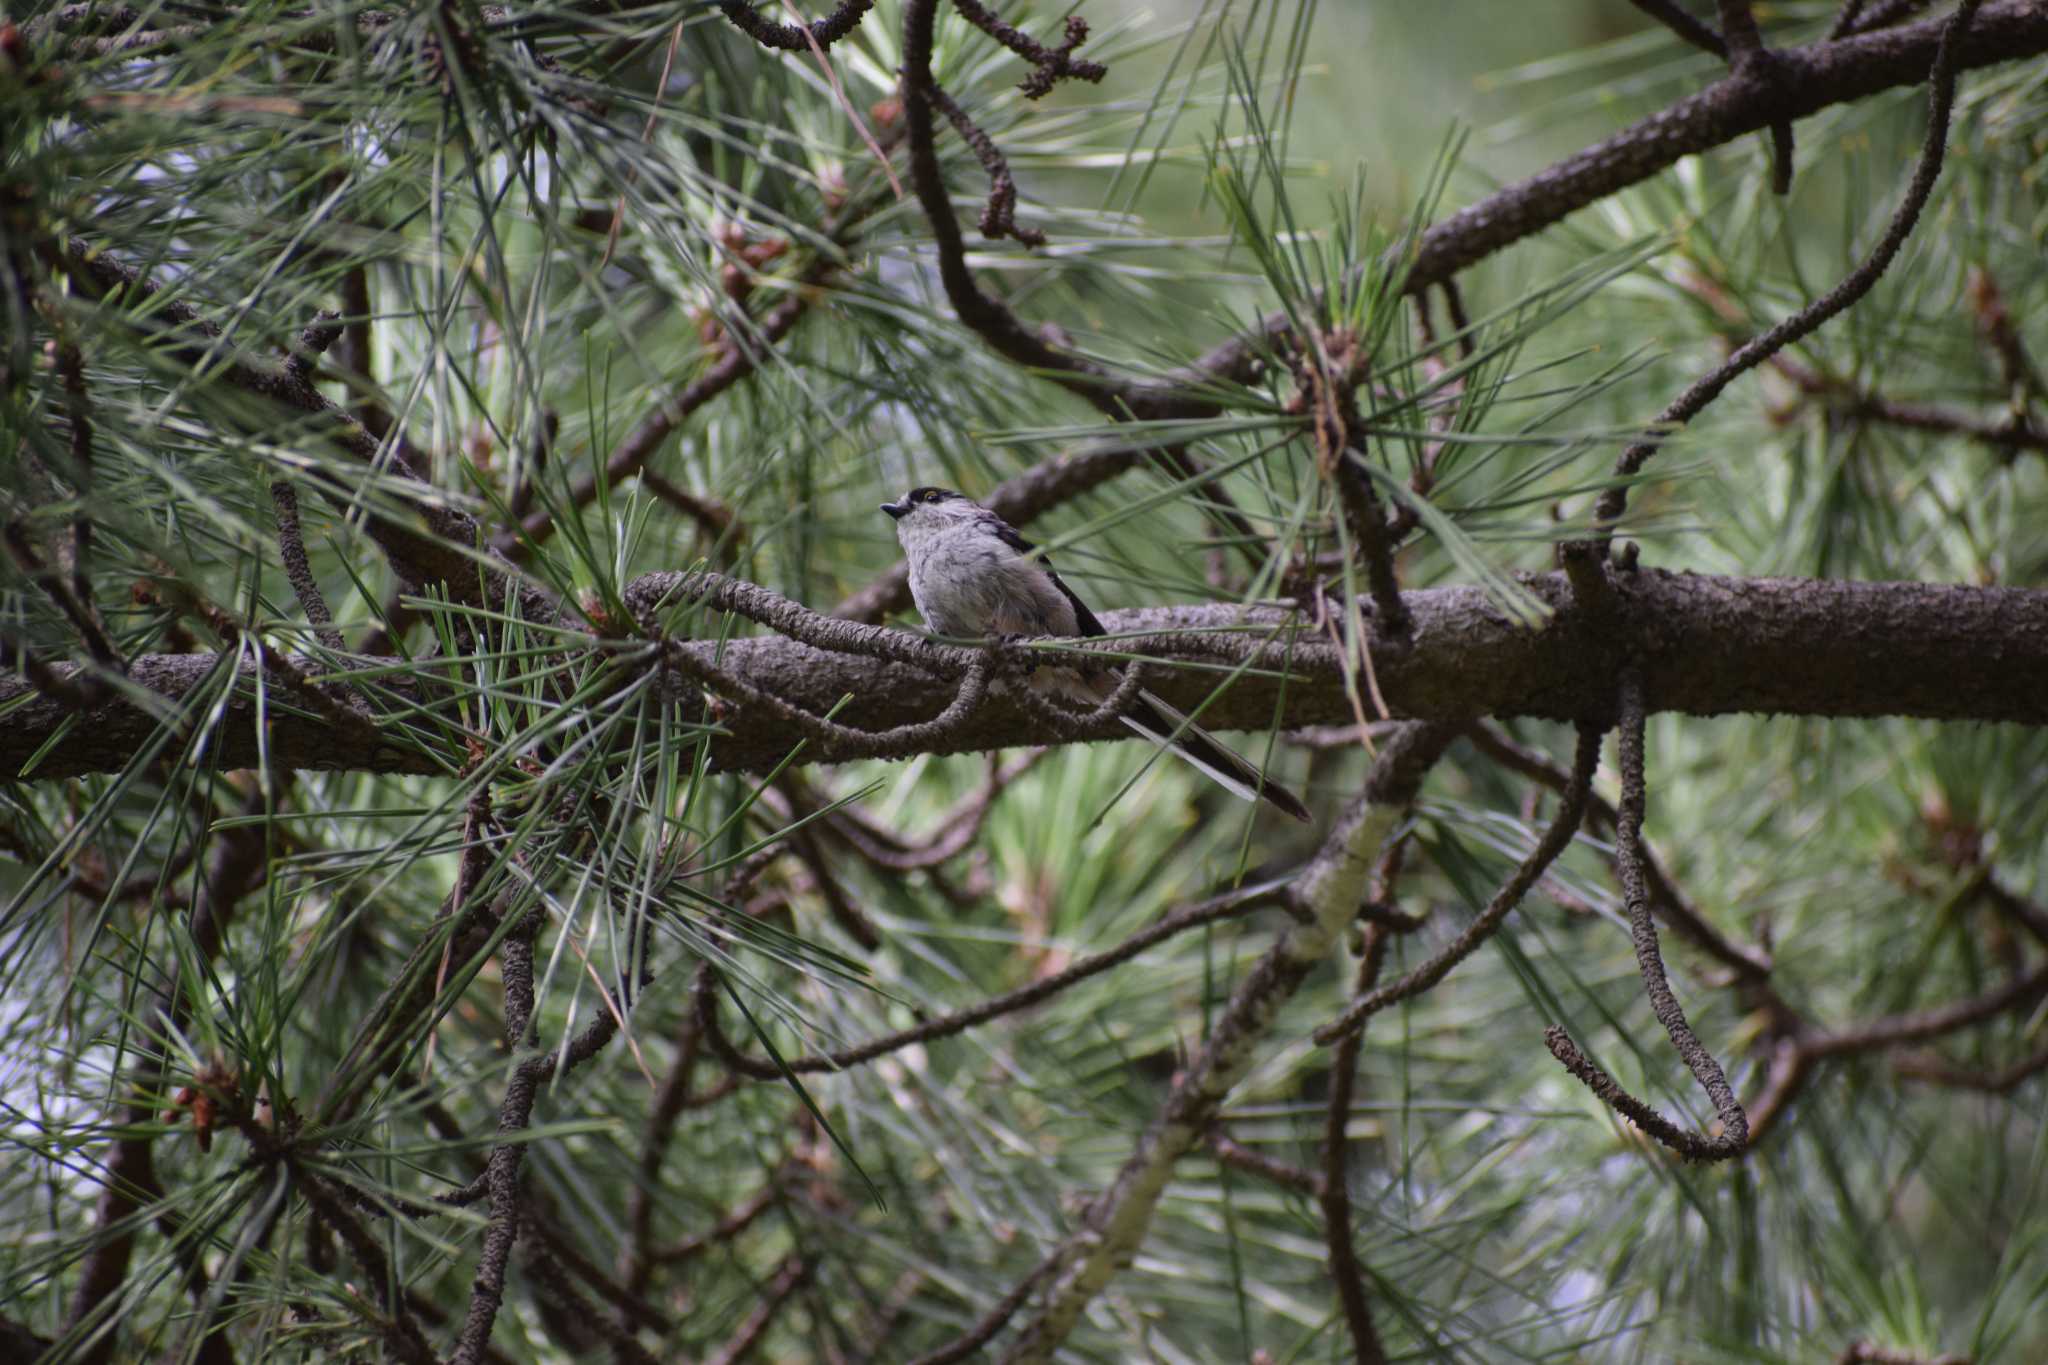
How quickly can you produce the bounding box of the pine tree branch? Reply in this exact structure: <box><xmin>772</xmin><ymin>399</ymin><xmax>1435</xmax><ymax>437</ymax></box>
<box><xmin>1188</xmin><ymin>0</ymin><xmax>2043</xmax><ymax>387</ymax></box>
<box><xmin>6</xmin><ymin>572</ymin><xmax>2048</xmax><ymax>781</ymax></box>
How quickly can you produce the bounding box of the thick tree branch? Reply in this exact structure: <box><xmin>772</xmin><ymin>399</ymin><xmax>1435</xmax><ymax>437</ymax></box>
<box><xmin>7</xmin><ymin>572</ymin><xmax>2048</xmax><ymax>781</ymax></box>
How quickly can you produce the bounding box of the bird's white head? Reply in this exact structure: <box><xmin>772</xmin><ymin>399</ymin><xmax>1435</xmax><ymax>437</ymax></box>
<box><xmin>880</xmin><ymin>486</ymin><xmax>981</xmax><ymax>547</ymax></box>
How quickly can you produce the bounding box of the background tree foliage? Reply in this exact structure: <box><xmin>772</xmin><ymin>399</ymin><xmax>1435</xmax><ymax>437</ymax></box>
<box><xmin>2</xmin><ymin>1</ymin><xmax>2046</xmax><ymax>1362</ymax></box>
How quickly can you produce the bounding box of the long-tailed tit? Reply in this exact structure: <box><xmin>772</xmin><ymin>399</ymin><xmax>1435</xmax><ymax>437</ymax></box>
<box><xmin>881</xmin><ymin>486</ymin><xmax>1311</xmax><ymax>823</ymax></box>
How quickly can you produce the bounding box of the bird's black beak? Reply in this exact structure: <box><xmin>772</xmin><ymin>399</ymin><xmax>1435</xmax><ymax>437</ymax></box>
<box><xmin>880</xmin><ymin>499</ymin><xmax>909</xmax><ymax>520</ymax></box>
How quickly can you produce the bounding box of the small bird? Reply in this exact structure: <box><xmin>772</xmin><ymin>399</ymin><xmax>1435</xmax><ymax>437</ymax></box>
<box><xmin>881</xmin><ymin>486</ymin><xmax>1311</xmax><ymax>823</ymax></box>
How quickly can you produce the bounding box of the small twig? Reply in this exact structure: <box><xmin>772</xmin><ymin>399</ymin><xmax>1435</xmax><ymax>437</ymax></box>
<box><xmin>699</xmin><ymin>880</ymin><xmax>1287</xmax><ymax>1080</ymax></box>
<box><xmin>1966</xmin><ymin>267</ymin><xmax>2043</xmax><ymax>399</ymax></box>
<box><xmin>1206</xmin><ymin>1130</ymin><xmax>1322</xmax><ymax>1197</ymax></box>
<box><xmin>635</xmin><ymin>469</ymin><xmax>746</xmax><ymax>564</ymax></box>
<box><xmin>702</xmin><ymin>1256</ymin><xmax>811</xmax><ymax>1365</ymax></box>
<box><xmin>927</xmin><ymin>83</ymin><xmax>1045</xmax><ymax>247</ymax></box>
<box><xmin>897</xmin><ymin>0</ymin><xmax>1183</xmax><ymax>423</ymax></box>
<box><xmin>998</xmin><ymin>725</ymin><xmax>1454</xmax><ymax>1362</ymax></box>
<box><xmin>1764</xmin><ymin>349</ymin><xmax>2048</xmax><ymax>458</ymax></box>
<box><xmin>450</xmin><ymin>990</ymin><xmax>628</xmax><ymax>1364</ymax></box>
<box><xmin>0</xmin><ymin>632</ymin><xmax>99</xmax><ymax>709</ymax></box>
<box><xmin>1439</xmin><ymin>279</ymin><xmax>1475</xmax><ymax>365</ymax></box>
<box><xmin>269</xmin><ymin>482</ymin><xmax>346</xmax><ymax>653</ymax></box>
<box><xmin>1797</xmin><ymin>957</ymin><xmax>2048</xmax><ymax>1061</ymax></box>
<box><xmin>948</xmin><ymin>1</ymin><xmax>1106</xmax><ymax>98</ymax></box>
<box><xmin>784</xmin><ymin>806</ymin><xmax>884</xmax><ymax>949</ymax></box>
<box><xmin>53</xmin><ymin>340</ymin><xmax>96</xmax><ymax>612</ymax></box>
<box><xmin>1713</xmin><ymin>2</ymin><xmax>1796</xmax><ymax>192</ymax></box>
<box><xmin>1980</xmin><ymin>876</ymin><xmax>2048</xmax><ymax>949</ymax></box>
<box><xmin>285</xmin><ymin>307</ymin><xmax>343</xmax><ymax>384</ymax></box>
<box><xmin>1465</xmin><ymin>721</ymin><xmax>1775</xmax><ymax>980</ymax></box>
<box><xmin>906</xmin><ymin>1246</ymin><xmax>1066</xmax><ymax>1365</ymax></box>
<box><xmin>497</xmin><ymin>259</ymin><xmax>835</xmax><ymax>565</ymax></box>
<box><xmin>1836</xmin><ymin>0</ymin><xmax>1937</xmax><ymax>38</ymax></box>
<box><xmin>295</xmin><ymin>1167</ymin><xmax>439</xmax><ymax>1365</ymax></box>
<box><xmin>1830</xmin><ymin>0</ymin><xmax>1873</xmax><ymax>37</ymax></box>
<box><xmin>1591</xmin><ymin>0</ymin><xmax>1982</xmax><ymax>546</ymax></box>
<box><xmin>1321</xmin><ymin>929</ymin><xmax>1392</xmax><ymax>1365</ymax></box>
<box><xmin>6</xmin><ymin>520</ymin><xmax>123</xmax><ymax>673</ymax></box>
<box><xmin>50</xmin><ymin>239</ymin><xmax>517</xmax><ymax>606</ymax></box>
<box><xmin>1630</xmin><ymin>0</ymin><xmax>1728</xmax><ymax>57</ymax></box>
<box><xmin>519</xmin><ymin>1208</ymin><xmax>670</xmax><ymax>1341</ymax></box>
<box><xmin>647</xmin><ymin>1176</ymin><xmax>788</xmax><ymax>1265</ymax></box>
<box><xmin>505</xmin><ymin>409</ymin><xmax>555</xmax><ymax>525</ymax></box>
<box><xmin>824</xmin><ymin>750</ymin><xmax>1047</xmax><ymax>871</ymax></box>
<box><xmin>1892</xmin><ymin>1039</ymin><xmax>2048</xmax><ymax>1096</ymax></box>
<box><xmin>1291</xmin><ymin>333</ymin><xmax>1407</xmax><ymax>632</ymax></box>
<box><xmin>199</xmin><ymin>602</ymin><xmax>375</xmax><ymax>742</ymax></box>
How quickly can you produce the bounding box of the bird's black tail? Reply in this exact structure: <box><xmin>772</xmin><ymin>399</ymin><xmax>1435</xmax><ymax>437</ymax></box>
<box><xmin>1119</xmin><ymin>690</ymin><xmax>1312</xmax><ymax>823</ymax></box>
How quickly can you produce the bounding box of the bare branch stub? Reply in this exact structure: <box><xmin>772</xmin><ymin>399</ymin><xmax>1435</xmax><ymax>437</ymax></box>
<box><xmin>270</xmin><ymin>480</ymin><xmax>345</xmax><ymax>653</ymax></box>
<box><xmin>1713</xmin><ymin>2</ymin><xmax>1798</xmax><ymax>193</ymax></box>
<box><xmin>1289</xmin><ymin>331</ymin><xmax>1408</xmax><ymax>634</ymax></box>
<box><xmin>949</xmin><ymin>2</ymin><xmax>1107</xmax><ymax>99</ymax></box>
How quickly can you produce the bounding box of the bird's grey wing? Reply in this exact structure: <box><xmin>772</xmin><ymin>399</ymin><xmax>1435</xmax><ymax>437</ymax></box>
<box><xmin>983</xmin><ymin>516</ymin><xmax>1310</xmax><ymax>821</ymax></box>
<box><xmin>985</xmin><ymin>517</ymin><xmax>1108</xmax><ymax>638</ymax></box>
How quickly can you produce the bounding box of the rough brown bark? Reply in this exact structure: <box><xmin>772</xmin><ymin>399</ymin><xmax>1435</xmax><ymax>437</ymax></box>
<box><xmin>5</xmin><ymin>571</ymin><xmax>2042</xmax><ymax>781</ymax></box>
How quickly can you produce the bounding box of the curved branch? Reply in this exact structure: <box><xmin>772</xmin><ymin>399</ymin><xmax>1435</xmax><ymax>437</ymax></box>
<box><xmin>698</xmin><ymin>879</ymin><xmax>1289</xmax><ymax>1079</ymax></box>
<box><xmin>1591</xmin><ymin>0</ymin><xmax>1980</xmax><ymax>541</ymax></box>
<box><xmin>1550</xmin><ymin>667</ymin><xmax>1748</xmax><ymax>1161</ymax></box>
<box><xmin>1187</xmin><ymin>1</ymin><xmax>2044</xmax><ymax>388</ymax></box>
<box><xmin>1314</xmin><ymin>722</ymin><xmax>1599</xmax><ymax>1044</ymax></box>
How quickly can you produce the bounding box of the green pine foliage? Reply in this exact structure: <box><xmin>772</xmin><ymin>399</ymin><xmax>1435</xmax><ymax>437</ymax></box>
<box><xmin>1</xmin><ymin>2</ymin><xmax>2043</xmax><ymax>1361</ymax></box>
